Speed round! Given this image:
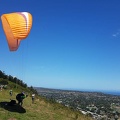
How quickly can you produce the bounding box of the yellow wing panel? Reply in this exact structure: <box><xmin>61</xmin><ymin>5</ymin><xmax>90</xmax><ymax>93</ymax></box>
<box><xmin>1</xmin><ymin>12</ymin><xmax>32</xmax><ymax>51</ymax></box>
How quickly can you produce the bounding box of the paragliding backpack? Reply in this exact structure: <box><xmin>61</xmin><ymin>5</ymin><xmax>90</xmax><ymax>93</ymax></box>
<box><xmin>8</xmin><ymin>100</ymin><xmax>16</xmax><ymax>106</ymax></box>
<box><xmin>16</xmin><ymin>93</ymin><xmax>25</xmax><ymax>101</ymax></box>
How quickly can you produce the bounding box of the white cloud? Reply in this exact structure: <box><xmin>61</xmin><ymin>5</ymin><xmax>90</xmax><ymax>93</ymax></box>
<box><xmin>112</xmin><ymin>34</ymin><xmax>117</xmax><ymax>37</ymax></box>
<box><xmin>112</xmin><ymin>30</ymin><xmax>120</xmax><ymax>37</ymax></box>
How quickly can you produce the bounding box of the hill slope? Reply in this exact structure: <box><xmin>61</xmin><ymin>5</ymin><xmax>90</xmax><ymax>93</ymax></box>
<box><xmin>0</xmin><ymin>81</ymin><xmax>93</xmax><ymax>120</ymax></box>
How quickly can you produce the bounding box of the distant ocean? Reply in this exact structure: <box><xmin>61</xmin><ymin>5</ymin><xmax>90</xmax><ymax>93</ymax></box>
<box><xmin>81</xmin><ymin>90</ymin><xmax>120</xmax><ymax>96</ymax></box>
<box><xmin>102</xmin><ymin>91</ymin><xmax>120</xmax><ymax>96</ymax></box>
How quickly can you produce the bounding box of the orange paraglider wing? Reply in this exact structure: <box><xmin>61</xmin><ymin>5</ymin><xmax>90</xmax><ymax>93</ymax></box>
<box><xmin>1</xmin><ymin>12</ymin><xmax>32</xmax><ymax>51</ymax></box>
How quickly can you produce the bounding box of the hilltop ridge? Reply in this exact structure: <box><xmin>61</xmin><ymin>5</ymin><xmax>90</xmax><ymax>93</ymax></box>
<box><xmin>0</xmin><ymin>71</ymin><xmax>92</xmax><ymax>120</ymax></box>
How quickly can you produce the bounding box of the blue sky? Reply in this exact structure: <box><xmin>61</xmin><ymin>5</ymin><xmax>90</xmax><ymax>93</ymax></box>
<box><xmin>0</xmin><ymin>0</ymin><xmax>120</xmax><ymax>91</ymax></box>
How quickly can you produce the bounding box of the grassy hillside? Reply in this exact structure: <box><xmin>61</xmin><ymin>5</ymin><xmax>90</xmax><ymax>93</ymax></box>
<box><xmin>0</xmin><ymin>80</ymin><xmax>93</xmax><ymax>120</ymax></box>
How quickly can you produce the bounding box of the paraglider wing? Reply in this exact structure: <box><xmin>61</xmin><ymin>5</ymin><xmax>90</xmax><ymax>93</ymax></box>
<box><xmin>1</xmin><ymin>12</ymin><xmax>32</xmax><ymax>51</ymax></box>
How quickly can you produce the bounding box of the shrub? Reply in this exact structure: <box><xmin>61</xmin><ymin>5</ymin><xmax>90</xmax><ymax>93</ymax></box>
<box><xmin>0</xmin><ymin>79</ymin><xmax>8</xmax><ymax>85</ymax></box>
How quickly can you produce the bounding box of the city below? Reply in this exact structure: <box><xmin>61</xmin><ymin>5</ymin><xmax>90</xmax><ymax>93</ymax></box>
<box><xmin>35</xmin><ymin>87</ymin><xmax>120</xmax><ymax>120</ymax></box>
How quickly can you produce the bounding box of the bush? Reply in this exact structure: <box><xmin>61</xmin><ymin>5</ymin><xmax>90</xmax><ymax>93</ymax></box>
<box><xmin>0</xmin><ymin>79</ymin><xmax>8</xmax><ymax>85</ymax></box>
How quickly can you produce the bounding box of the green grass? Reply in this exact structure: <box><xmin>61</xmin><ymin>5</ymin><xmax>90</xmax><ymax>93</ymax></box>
<box><xmin>0</xmin><ymin>81</ymin><xmax>93</xmax><ymax>120</ymax></box>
